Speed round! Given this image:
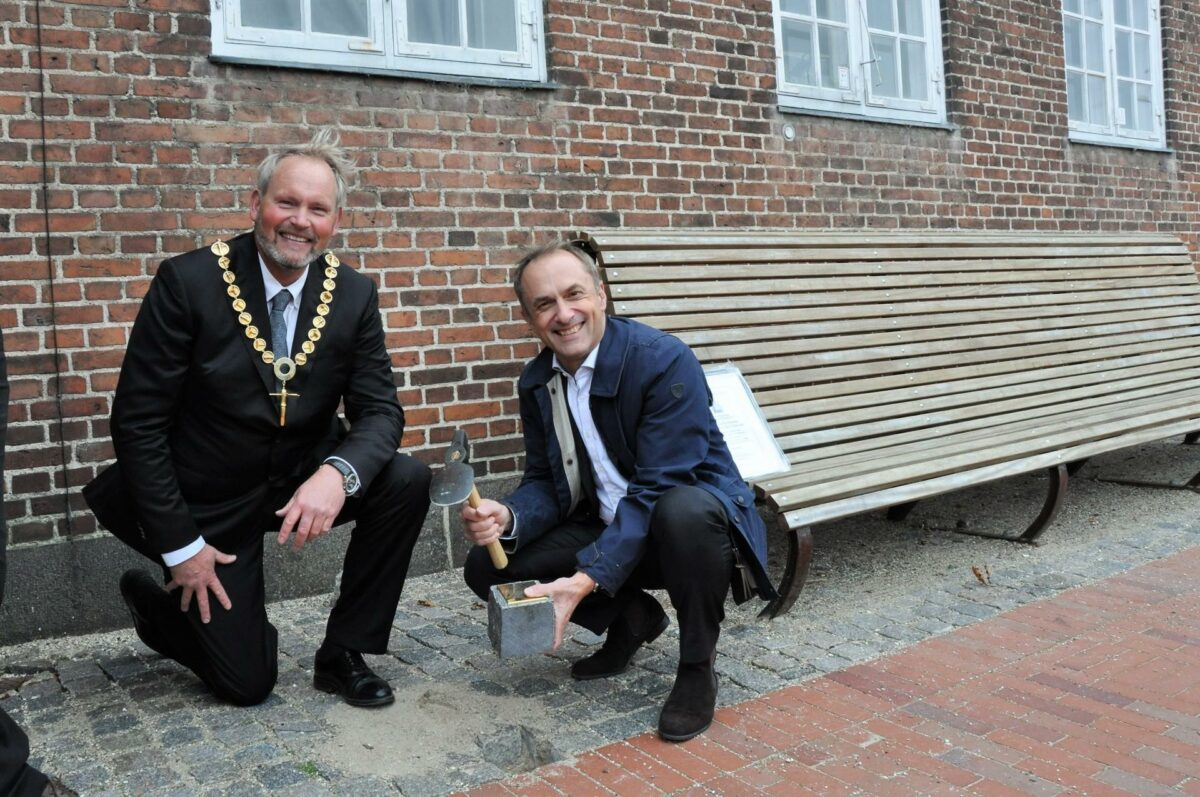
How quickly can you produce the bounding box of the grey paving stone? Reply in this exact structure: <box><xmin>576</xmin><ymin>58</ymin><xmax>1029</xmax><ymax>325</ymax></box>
<box><xmin>160</xmin><ymin>726</ymin><xmax>204</xmax><ymax>746</ymax></box>
<box><xmin>589</xmin><ymin>705</ymin><xmax>660</xmax><ymax>740</ymax></box>
<box><xmin>952</xmin><ymin>601</ymin><xmax>999</xmax><ymax>619</ymax></box>
<box><xmin>256</xmin><ymin>761</ymin><xmax>310</xmax><ymax>789</ymax></box>
<box><xmin>201</xmin><ymin>782</ymin><xmax>267</xmax><ymax>797</ymax></box>
<box><xmin>60</xmin><ymin>765</ymin><xmax>115</xmax><ymax>795</ymax></box>
<box><xmin>828</xmin><ymin>640</ymin><xmax>885</xmax><ymax>662</ymax></box>
<box><xmin>796</xmin><ymin>629</ymin><xmax>845</xmax><ymax>649</ymax></box>
<box><xmin>117</xmin><ymin>765</ymin><xmax>181</xmax><ymax>794</ymax></box>
<box><xmin>808</xmin><ymin>654</ymin><xmax>855</xmax><ymax>673</ymax></box>
<box><xmin>143</xmin><ymin>785</ymin><xmax>199</xmax><ymax>797</ymax></box>
<box><xmin>234</xmin><ymin>742</ymin><xmax>285</xmax><ymax>767</ymax></box>
<box><xmin>718</xmin><ymin>658</ymin><xmax>788</xmax><ymax>693</ymax></box>
<box><xmin>92</xmin><ymin>712</ymin><xmax>141</xmax><ymax>736</ymax></box>
<box><xmin>332</xmin><ymin>776</ymin><xmax>397</xmax><ymax>797</ymax></box>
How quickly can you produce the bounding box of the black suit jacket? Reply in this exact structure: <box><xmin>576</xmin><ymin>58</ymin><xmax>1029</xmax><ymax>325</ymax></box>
<box><xmin>84</xmin><ymin>232</ymin><xmax>404</xmax><ymax>556</ymax></box>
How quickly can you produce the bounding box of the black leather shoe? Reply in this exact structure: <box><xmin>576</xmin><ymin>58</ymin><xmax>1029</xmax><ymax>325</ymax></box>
<box><xmin>658</xmin><ymin>661</ymin><xmax>719</xmax><ymax>742</ymax></box>
<box><xmin>313</xmin><ymin>645</ymin><xmax>395</xmax><ymax>708</ymax></box>
<box><xmin>119</xmin><ymin>569</ymin><xmax>179</xmax><ymax>660</ymax></box>
<box><xmin>571</xmin><ymin>593</ymin><xmax>669</xmax><ymax>681</ymax></box>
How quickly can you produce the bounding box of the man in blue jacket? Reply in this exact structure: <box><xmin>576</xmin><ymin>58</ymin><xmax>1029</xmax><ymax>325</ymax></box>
<box><xmin>460</xmin><ymin>241</ymin><xmax>774</xmax><ymax>742</ymax></box>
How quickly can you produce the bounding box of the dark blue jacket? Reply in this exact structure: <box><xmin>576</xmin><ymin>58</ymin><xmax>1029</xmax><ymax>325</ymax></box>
<box><xmin>504</xmin><ymin>316</ymin><xmax>775</xmax><ymax>599</ymax></box>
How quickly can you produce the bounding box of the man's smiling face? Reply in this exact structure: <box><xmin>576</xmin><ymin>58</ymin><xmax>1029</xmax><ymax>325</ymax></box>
<box><xmin>249</xmin><ymin>155</ymin><xmax>342</xmax><ymax>283</ymax></box>
<box><xmin>519</xmin><ymin>250</ymin><xmax>608</xmax><ymax>375</ymax></box>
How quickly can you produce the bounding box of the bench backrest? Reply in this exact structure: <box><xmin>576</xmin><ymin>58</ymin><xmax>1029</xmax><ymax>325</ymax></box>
<box><xmin>579</xmin><ymin>231</ymin><xmax>1200</xmax><ymax>515</ymax></box>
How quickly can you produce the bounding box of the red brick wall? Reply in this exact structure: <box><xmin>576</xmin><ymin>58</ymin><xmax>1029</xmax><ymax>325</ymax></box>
<box><xmin>3</xmin><ymin>0</ymin><xmax>1199</xmax><ymax>547</ymax></box>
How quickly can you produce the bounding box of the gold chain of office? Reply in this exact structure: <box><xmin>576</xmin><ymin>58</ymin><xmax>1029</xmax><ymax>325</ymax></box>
<box><xmin>211</xmin><ymin>240</ymin><xmax>340</xmax><ymax>425</ymax></box>
<box><xmin>210</xmin><ymin>239</ymin><xmax>339</xmax><ymax>372</ymax></box>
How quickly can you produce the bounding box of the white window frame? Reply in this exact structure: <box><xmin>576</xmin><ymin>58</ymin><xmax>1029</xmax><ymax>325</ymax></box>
<box><xmin>1063</xmin><ymin>0</ymin><xmax>1166</xmax><ymax>149</ymax></box>
<box><xmin>210</xmin><ymin>0</ymin><xmax>547</xmax><ymax>85</ymax></box>
<box><xmin>772</xmin><ymin>0</ymin><xmax>946</xmax><ymax>126</ymax></box>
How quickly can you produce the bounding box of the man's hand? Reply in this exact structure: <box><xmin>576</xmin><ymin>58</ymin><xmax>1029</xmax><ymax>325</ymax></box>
<box><xmin>166</xmin><ymin>544</ymin><xmax>237</xmax><ymax>624</ymax></box>
<box><xmin>524</xmin><ymin>572</ymin><xmax>596</xmax><ymax>650</ymax></box>
<box><xmin>276</xmin><ymin>464</ymin><xmax>346</xmax><ymax>551</ymax></box>
<box><xmin>460</xmin><ymin>498</ymin><xmax>512</xmax><ymax>547</ymax></box>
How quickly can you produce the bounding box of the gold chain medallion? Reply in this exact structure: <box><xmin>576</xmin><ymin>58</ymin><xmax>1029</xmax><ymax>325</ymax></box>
<box><xmin>211</xmin><ymin>241</ymin><xmax>340</xmax><ymax>424</ymax></box>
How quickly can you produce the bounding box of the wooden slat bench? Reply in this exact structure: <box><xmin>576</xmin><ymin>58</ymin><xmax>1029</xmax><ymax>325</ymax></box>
<box><xmin>574</xmin><ymin>230</ymin><xmax>1200</xmax><ymax>619</ymax></box>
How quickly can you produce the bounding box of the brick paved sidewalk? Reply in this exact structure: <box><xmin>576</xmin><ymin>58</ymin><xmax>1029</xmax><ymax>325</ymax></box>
<box><xmin>458</xmin><ymin>547</ymin><xmax>1200</xmax><ymax>797</ymax></box>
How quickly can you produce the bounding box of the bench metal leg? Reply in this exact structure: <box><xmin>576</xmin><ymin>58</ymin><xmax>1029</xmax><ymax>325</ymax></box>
<box><xmin>954</xmin><ymin>464</ymin><xmax>1068</xmax><ymax>544</ymax></box>
<box><xmin>886</xmin><ymin>501</ymin><xmax>918</xmax><ymax>521</ymax></box>
<box><xmin>758</xmin><ymin>519</ymin><xmax>812</xmax><ymax>620</ymax></box>
<box><xmin>1184</xmin><ymin>432</ymin><xmax>1200</xmax><ymax>445</ymax></box>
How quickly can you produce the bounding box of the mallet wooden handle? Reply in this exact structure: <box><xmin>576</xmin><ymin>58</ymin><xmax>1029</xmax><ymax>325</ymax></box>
<box><xmin>468</xmin><ymin>485</ymin><xmax>509</xmax><ymax>570</ymax></box>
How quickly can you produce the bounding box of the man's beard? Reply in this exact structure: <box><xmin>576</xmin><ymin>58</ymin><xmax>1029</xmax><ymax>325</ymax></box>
<box><xmin>254</xmin><ymin>221</ymin><xmax>317</xmax><ymax>272</ymax></box>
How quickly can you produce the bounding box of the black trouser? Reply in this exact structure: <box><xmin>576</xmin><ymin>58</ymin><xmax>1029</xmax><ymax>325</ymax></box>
<box><xmin>143</xmin><ymin>453</ymin><xmax>431</xmax><ymax>705</ymax></box>
<box><xmin>464</xmin><ymin>485</ymin><xmax>735</xmax><ymax>666</ymax></box>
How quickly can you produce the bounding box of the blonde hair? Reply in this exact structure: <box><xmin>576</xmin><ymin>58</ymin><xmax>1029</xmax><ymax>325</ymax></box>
<box><xmin>256</xmin><ymin>128</ymin><xmax>355</xmax><ymax>209</ymax></box>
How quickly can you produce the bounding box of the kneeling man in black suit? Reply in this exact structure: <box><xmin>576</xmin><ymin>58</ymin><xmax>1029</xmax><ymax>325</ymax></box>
<box><xmin>85</xmin><ymin>130</ymin><xmax>430</xmax><ymax>708</ymax></box>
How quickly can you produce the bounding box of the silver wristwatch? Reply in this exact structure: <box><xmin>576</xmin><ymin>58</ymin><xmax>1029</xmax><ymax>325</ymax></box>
<box><xmin>326</xmin><ymin>459</ymin><xmax>360</xmax><ymax>496</ymax></box>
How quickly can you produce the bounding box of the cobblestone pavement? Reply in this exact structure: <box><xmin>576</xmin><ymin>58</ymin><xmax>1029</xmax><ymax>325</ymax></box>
<box><xmin>4</xmin><ymin>442</ymin><xmax>1200</xmax><ymax>795</ymax></box>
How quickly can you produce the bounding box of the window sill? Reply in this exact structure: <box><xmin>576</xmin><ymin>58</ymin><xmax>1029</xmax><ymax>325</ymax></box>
<box><xmin>209</xmin><ymin>54</ymin><xmax>557</xmax><ymax>91</ymax></box>
<box><xmin>776</xmin><ymin>103</ymin><xmax>954</xmax><ymax>131</ymax></box>
<box><xmin>1067</xmin><ymin>133</ymin><xmax>1173</xmax><ymax>155</ymax></box>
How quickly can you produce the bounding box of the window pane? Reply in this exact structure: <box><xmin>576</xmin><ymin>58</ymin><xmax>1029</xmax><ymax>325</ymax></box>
<box><xmin>1117</xmin><ymin>79</ymin><xmax>1134</xmax><ymax>126</ymax></box>
<box><xmin>466</xmin><ymin>0</ymin><xmax>517</xmax><ymax>51</ymax></box>
<box><xmin>407</xmin><ymin>0</ymin><xmax>459</xmax><ymax>45</ymax></box>
<box><xmin>312</xmin><ymin>0</ymin><xmax>369</xmax><ymax>37</ymax></box>
<box><xmin>1087</xmin><ymin>74</ymin><xmax>1108</xmax><ymax>124</ymax></box>
<box><xmin>781</xmin><ymin>0</ymin><xmax>813</xmax><ymax>14</ymax></box>
<box><xmin>781</xmin><ymin>18</ymin><xmax>816</xmax><ymax>86</ymax></box>
<box><xmin>242</xmin><ymin>0</ymin><xmax>301</xmax><ymax>31</ymax></box>
<box><xmin>897</xmin><ymin>0</ymin><xmax>923</xmax><ymax>35</ymax></box>
<box><xmin>1134</xmin><ymin>32</ymin><xmax>1151</xmax><ymax>80</ymax></box>
<box><xmin>1115</xmin><ymin>30</ymin><xmax>1132</xmax><ymax>77</ymax></box>
<box><xmin>1085</xmin><ymin>20</ymin><xmax>1105</xmax><ymax>71</ymax></box>
<box><xmin>819</xmin><ymin>24</ymin><xmax>850</xmax><ymax>88</ymax></box>
<box><xmin>870</xmin><ymin>34</ymin><xmax>899</xmax><ymax>97</ymax></box>
<box><xmin>900</xmin><ymin>39</ymin><xmax>927</xmax><ymax>100</ymax></box>
<box><xmin>1114</xmin><ymin>0</ymin><xmax>1129</xmax><ymax>26</ymax></box>
<box><xmin>866</xmin><ymin>0</ymin><xmax>894</xmax><ymax>31</ymax></box>
<box><xmin>1064</xmin><ymin>0</ymin><xmax>1081</xmax><ymax>13</ymax></box>
<box><xmin>816</xmin><ymin>0</ymin><xmax>847</xmax><ymax>23</ymax></box>
<box><xmin>1084</xmin><ymin>0</ymin><xmax>1103</xmax><ymax>19</ymax></box>
<box><xmin>1067</xmin><ymin>71</ymin><xmax>1087</xmax><ymax>122</ymax></box>
<box><xmin>1136</xmin><ymin>82</ymin><xmax>1153</xmax><ymax>130</ymax></box>
<box><xmin>1132</xmin><ymin>0</ymin><xmax>1149</xmax><ymax>29</ymax></box>
<box><xmin>1064</xmin><ymin>17</ymin><xmax>1083</xmax><ymax>68</ymax></box>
